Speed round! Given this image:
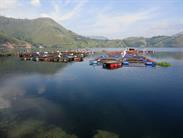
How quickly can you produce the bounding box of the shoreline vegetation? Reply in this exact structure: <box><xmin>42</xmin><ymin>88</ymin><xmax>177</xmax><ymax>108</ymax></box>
<box><xmin>157</xmin><ymin>61</ymin><xmax>172</xmax><ymax>67</ymax></box>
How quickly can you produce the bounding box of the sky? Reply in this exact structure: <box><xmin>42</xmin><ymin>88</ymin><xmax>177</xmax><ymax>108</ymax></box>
<box><xmin>0</xmin><ymin>0</ymin><xmax>183</xmax><ymax>39</ymax></box>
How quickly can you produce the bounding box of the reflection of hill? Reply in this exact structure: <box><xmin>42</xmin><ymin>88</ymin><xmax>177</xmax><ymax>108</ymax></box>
<box><xmin>0</xmin><ymin>57</ymin><xmax>68</xmax><ymax>75</ymax></box>
<box><xmin>149</xmin><ymin>52</ymin><xmax>183</xmax><ymax>60</ymax></box>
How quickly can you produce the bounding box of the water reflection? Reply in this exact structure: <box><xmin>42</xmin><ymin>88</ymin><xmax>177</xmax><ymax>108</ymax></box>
<box><xmin>0</xmin><ymin>57</ymin><xmax>68</xmax><ymax>77</ymax></box>
<box><xmin>149</xmin><ymin>52</ymin><xmax>183</xmax><ymax>60</ymax></box>
<box><xmin>0</xmin><ymin>49</ymin><xmax>183</xmax><ymax>138</ymax></box>
<box><xmin>0</xmin><ymin>119</ymin><xmax>77</xmax><ymax>138</ymax></box>
<box><xmin>94</xmin><ymin>130</ymin><xmax>119</xmax><ymax>138</ymax></box>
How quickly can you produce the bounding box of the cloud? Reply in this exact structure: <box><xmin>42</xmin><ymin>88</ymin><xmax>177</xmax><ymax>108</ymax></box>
<box><xmin>0</xmin><ymin>0</ymin><xmax>182</xmax><ymax>38</ymax></box>
<box><xmin>30</xmin><ymin>0</ymin><xmax>40</xmax><ymax>6</ymax></box>
<box><xmin>78</xmin><ymin>8</ymin><xmax>158</xmax><ymax>38</ymax></box>
<box><xmin>0</xmin><ymin>0</ymin><xmax>17</xmax><ymax>10</ymax></box>
<box><xmin>41</xmin><ymin>0</ymin><xmax>87</xmax><ymax>21</ymax></box>
<box><xmin>63</xmin><ymin>0</ymin><xmax>72</xmax><ymax>5</ymax></box>
<box><xmin>0</xmin><ymin>76</ymin><xmax>26</xmax><ymax>109</ymax></box>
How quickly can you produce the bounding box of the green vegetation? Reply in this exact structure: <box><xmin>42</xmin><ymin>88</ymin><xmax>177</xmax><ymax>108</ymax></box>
<box><xmin>123</xmin><ymin>37</ymin><xmax>146</xmax><ymax>47</ymax></box>
<box><xmin>0</xmin><ymin>31</ymin><xmax>28</xmax><ymax>47</ymax></box>
<box><xmin>157</xmin><ymin>61</ymin><xmax>171</xmax><ymax>67</ymax></box>
<box><xmin>0</xmin><ymin>16</ymin><xmax>183</xmax><ymax>50</ymax></box>
<box><xmin>147</xmin><ymin>35</ymin><xmax>183</xmax><ymax>47</ymax></box>
<box><xmin>93</xmin><ymin>130</ymin><xmax>119</xmax><ymax>138</ymax></box>
<box><xmin>0</xmin><ymin>31</ymin><xmax>22</xmax><ymax>45</ymax></box>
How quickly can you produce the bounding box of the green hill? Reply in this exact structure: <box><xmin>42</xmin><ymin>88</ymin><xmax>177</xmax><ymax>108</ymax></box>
<box><xmin>0</xmin><ymin>31</ymin><xmax>30</xmax><ymax>49</ymax></box>
<box><xmin>0</xmin><ymin>16</ymin><xmax>182</xmax><ymax>49</ymax></box>
<box><xmin>122</xmin><ymin>37</ymin><xmax>147</xmax><ymax>47</ymax></box>
<box><xmin>0</xmin><ymin>16</ymin><xmax>81</xmax><ymax>48</ymax></box>
<box><xmin>146</xmin><ymin>33</ymin><xmax>183</xmax><ymax>47</ymax></box>
<box><xmin>122</xmin><ymin>34</ymin><xmax>183</xmax><ymax>48</ymax></box>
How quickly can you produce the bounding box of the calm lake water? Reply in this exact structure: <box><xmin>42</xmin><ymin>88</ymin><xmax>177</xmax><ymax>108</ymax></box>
<box><xmin>0</xmin><ymin>48</ymin><xmax>183</xmax><ymax>138</ymax></box>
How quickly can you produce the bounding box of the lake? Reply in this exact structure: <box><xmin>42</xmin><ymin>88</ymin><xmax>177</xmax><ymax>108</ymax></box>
<box><xmin>0</xmin><ymin>48</ymin><xmax>183</xmax><ymax>138</ymax></box>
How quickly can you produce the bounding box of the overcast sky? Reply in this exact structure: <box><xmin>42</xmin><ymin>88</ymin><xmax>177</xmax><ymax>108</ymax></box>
<box><xmin>0</xmin><ymin>0</ymin><xmax>183</xmax><ymax>38</ymax></box>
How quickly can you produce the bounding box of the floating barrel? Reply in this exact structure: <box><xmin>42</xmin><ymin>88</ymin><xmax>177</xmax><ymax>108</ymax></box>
<box><xmin>89</xmin><ymin>60</ymin><xmax>98</xmax><ymax>65</ymax></box>
<box><xmin>123</xmin><ymin>61</ymin><xmax>129</xmax><ymax>65</ymax></box>
<box><xmin>145</xmin><ymin>62</ymin><xmax>156</xmax><ymax>67</ymax></box>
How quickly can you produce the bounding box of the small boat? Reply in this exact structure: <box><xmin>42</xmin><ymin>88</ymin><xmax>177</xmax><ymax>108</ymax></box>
<box><xmin>123</xmin><ymin>61</ymin><xmax>129</xmax><ymax>65</ymax></box>
<box><xmin>145</xmin><ymin>62</ymin><xmax>156</xmax><ymax>67</ymax></box>
<box><xmin>102</xmin><ymin>59</ymin><xmax>122</xmax><ymax>69</ymax></box>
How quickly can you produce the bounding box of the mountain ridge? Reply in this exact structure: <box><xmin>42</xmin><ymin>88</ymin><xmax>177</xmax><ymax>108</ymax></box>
<box><xmin>0</xmin><ymin>16</ymin><xmax>183</xmax><ymax>49</ymax></box>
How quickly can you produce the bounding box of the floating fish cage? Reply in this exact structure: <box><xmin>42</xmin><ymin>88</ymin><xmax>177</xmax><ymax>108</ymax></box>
<box><xmin>88</xmin><ymin>48</ymin><xmax>157</xmax><ymax>69</ymax></box>
<box><xmin>19</xmin><ymin>51</ymin><xmax>89</xmax><ymax>63</ymax></box>
<box><xmin>126</xmin><ymin>48</ymin><xmax>154</xmax><ymax>55</ymax></box>
<box><xmin>122</xmin><ymin>61</ymin><xmax>156</xmax><ymax>67</ymax></box>
<box><xmin>123</xmin><ymin>53</ymin><xmax>156</xmax><ymax>67</ymax></box>
<box><xmin>100</xmin><ymin>58</ymin><xmax>122</xmax><ymax>63</ymax></box>
<box><xmin>129</xmin><ymin>63</ymin><xmax>146</xmax><ymax>67</ymax></box>
<box><xmin>126</xmin><ymin>58</ymin><xmax>145</xmax><ymax>63</ymax></box>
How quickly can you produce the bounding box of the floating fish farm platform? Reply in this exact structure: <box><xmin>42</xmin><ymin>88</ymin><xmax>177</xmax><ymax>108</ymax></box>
<box><xmin>19</xmin><ymin>50</ymin><xmax>92</xmax><ymax>63</ymax></box>
<box><xmin>89</xmin><ymin>48</ymin><xmax>158</xmax><ymax>70</ymax></box>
